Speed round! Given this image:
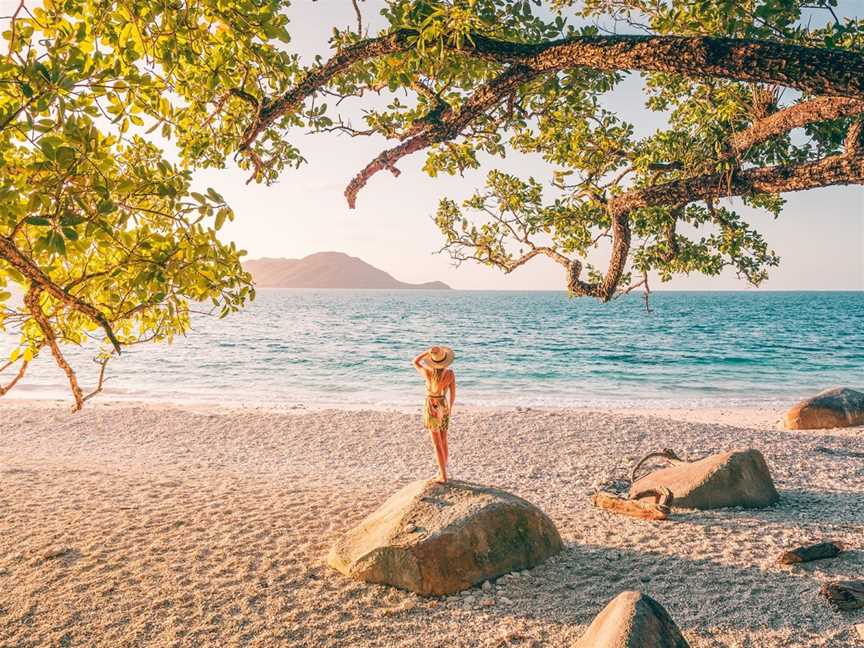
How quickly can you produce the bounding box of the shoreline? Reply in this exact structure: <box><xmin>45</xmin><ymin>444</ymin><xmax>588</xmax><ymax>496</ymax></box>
<box><xmin>0</xmin><ymin>394</ymin><xmax>797</xmax><ymax>420</ymax></box>
<box><xmin>0</xmin><ymin>397</ymin><xmax>793</xmax><ymax>434</ymax></box>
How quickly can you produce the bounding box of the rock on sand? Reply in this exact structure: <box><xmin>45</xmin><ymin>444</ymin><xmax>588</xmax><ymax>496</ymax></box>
<box><xmin>630</xmin><ymin>448</ymin><xmax>779</xmax><ymax>510</ymax></box>
<box><xmin>783</xmin><ymin>387</ymin><xmax>864</xmax><ymax>430</ymax></box>
<box><xmin>575</xmin><ymin>590</ymin><xmax>690</xmax><ymax>648</ymax></box>
<box><xmin>327</xmin><ymin>479</ymin><xmax>562</xmax><ymax>596</ymax></box>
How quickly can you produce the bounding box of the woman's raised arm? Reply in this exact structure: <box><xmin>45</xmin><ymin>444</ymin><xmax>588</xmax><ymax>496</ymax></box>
<box><xmin>412</xmin><ymin>350</ymin><xmax>428</xmax><ymax>374</ymax></box>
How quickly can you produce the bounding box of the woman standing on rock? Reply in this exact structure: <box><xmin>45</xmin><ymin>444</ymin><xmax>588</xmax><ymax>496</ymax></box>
<box><xmin>413</xmin><ymin>346</ymin><xmax>456</xmax><ymax>483</ymax></box>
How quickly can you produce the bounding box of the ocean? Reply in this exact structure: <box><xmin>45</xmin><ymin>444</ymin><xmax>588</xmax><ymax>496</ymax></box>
<box><xmin>2</xmin><ymin>290</ymin><xmax>862</xmax><ymax>408</ymax></box>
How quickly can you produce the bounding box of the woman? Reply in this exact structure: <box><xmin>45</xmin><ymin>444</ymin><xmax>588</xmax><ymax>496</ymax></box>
<box><xmin>413</xmin><ymin>346</ymin><xmax>456</xmax><ymax>483</ymax></box>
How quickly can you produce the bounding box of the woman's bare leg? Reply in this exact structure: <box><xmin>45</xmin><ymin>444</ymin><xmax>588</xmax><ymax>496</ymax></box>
<box><xmin>429</xmin><ymin>428</ymin><xmax>447</xmax><ymax>483</ymax></box>
<box><xmin>441</xmin><ymin>427</ymin><xmax>449</xmax><ymax>466</ymax></box>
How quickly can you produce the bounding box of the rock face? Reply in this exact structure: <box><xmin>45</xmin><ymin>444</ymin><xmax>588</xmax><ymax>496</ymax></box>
<box><xmin>575</xmin><ymin>591</ymin><xmax>690</xmax><ymax>648</ymax></box>
<box><xmin>629</xmin><ymin>448</ymin><xmax>779</xmax><ymax>510</ymax></box>
<box><xmin>783</xmin><ymin>387</ymin><xmax>864</xmax><ymax>430</ymax></box>
<box><xmin>327</xmin><ymin>479</ymin><xmax>562</xmax><ymax>596</ymax></box>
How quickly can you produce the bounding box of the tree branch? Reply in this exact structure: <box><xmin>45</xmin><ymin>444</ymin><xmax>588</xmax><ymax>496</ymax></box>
<box><xmin>0</xmin><ymin>357</ymin><xmax>31</xmax><ymax>396</ymax></box>
<box><xmin>345</xmin><ymin>64</ymin><xmax>541</xmax><ymax>207</ymax></box>
<box><xmin>239</xmin><ymin>30</ymin><xmax>416</xmax><ymax>152</ymax></box>
<box><xmin>25</xmin><ymin>287</ymin><xmax>85</xmax><ymax>411</ymax></box>
<box><xmin>0</xmin><ymin>235</ymin><xmax>122</xmax><ymax>353</ymax></box>
<box><xmin>240</xmin><ymin>30</ymin><xmax>864</xmax><ymax>178</ymax></box>
<box><xmin>727</xmin><ymin>96</ymin><xmax>864</xmax><ymax>158</ymax></box>
<box><xmin>610</xmin><ymin>150</ymin><xmax>864</xmax><ymax>217</ymax></box>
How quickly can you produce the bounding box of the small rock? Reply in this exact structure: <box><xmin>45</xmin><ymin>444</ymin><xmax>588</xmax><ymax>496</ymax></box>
<box><xmin>482</xmin><ymin>580</ymin><xmax>492</xmax><ymax>592</ymax></box>
<box><xmin>855</xmin><ymin>624</ymin><xmax>864</xmax><ymax>641</ymax></box>
<box><xmin>480</xmin><ymin>597</ymin><xmax>494</xmax><ymax>607</ymax></box>
<box><xmin>43</xmin><ymin>546</ymin><xmax>72</xmax><ymax>560</ymax></box>
<box><xmin>404</xmin><ymin>524</ymin><xmax>417</xmax><ymax>533</ymax></box>
<box><xmin>463</xmin><ymin>596</ymin><xmax>476</xmax><ymax>605</ymax></box>
<box><xmin>520</xmin><ymin>570</ymin><xmax>530</xmax><ymax>577</ymax></box>
<box><xmin>500</xmin><ymin>597</ymin><xmax>513</xmax><ymax>605</ymax></box>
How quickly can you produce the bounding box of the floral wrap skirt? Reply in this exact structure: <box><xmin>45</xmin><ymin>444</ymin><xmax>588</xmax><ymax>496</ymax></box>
<box><xmin>424</xmin><ymin>395</ymin><xmax>449</xmax><ymax>432</ymax></box>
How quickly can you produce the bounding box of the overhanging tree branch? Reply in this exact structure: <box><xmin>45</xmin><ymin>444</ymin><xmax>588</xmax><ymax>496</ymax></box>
<box><xmin>344</xmin><ymin>64</ymin><xmax>541</xmax><ymax>207</ymax></box>
<box><xmin>240</xmin><ymin>30</ymin><xmax>864</xmax><ymax>207</ymax></box>
<box><xmin>609</xmin><ymin>150</ymin><xmax>864</xmax><ymax>217</ymax></box>
<box><xmin>245</xmin><ymin>31</ymin><xmax>864</xmax><ymax>147</ymax></box>
<box><xmin>726</xmin><ymin>96</ymin><xmax>864</xmax><ymax>158</ymax></box>
<box><xmin>25</xmin><ymin>287</ymin><xmax>86</xmax><ymax>411</ymax></box>
<box><xmin>0</xmin><ymin>235</ymin><xmax>122</xmax><ymax>353</ymax></box>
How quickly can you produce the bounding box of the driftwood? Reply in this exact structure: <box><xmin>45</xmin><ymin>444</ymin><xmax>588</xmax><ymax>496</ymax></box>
<box><xmin>778</xmin><ymin>541</ymin><xmax>844</xmax><ymax>565</ymax></box>
<box><xmin>814</xmin><ymin>445</ymin><xmax>864</xmax><ymax>459</ymax></box>
<box><xmin>592</xmin><ymin>487</ymin><xmax>673</xmax><ymax>521</ymax></box>
<box><xmin>821</xmin><ymin>580</ymin><xmax>864</xmax><ymax>610</ymax></box>
<box><xmin>630</xmin><ymin>448</ymin><xmax>687</xmax><ymax>483</ymax></box>
<box><xmin>591</xmin><ymin>449</ymin><xmax>691</xmax><ymax>521</ymax></box>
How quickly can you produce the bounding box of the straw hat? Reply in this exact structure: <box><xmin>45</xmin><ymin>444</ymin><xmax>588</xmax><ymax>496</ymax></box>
<box><xmin>425</xmin><ymin>345</ymin><xmax>454</xmax><ymax>369</ymax></box>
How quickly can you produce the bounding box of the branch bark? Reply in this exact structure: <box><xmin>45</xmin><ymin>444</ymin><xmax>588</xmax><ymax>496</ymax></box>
<box><xmin>726</xmin><ymin>96</ymin><xmax>864</xmax><ymax>158</ymax></box>
<box><xmin>609</xmin><ymin>150</ymin><xmax>864</xmax><ymax>217</ymax></box>
<box><xmin>243</xmin><ymin>30</ymin><xmax>864</xmax><ymax>154</ymax></box>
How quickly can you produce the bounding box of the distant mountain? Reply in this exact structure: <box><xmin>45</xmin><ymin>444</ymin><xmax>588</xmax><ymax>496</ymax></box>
<box><xmin>243</xmin><ymin>252</ymin><xmax>451</xmax><ymax>290</ymax></box>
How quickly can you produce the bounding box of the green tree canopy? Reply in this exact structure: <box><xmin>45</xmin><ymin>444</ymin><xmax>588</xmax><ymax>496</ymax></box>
<box><xmin>2</xmin><ymin>0</ymin><xmax>863</xmax><ymax>407</ymax></box>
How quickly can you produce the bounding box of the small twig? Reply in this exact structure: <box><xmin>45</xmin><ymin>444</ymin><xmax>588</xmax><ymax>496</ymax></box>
<box><xmin>0</xmin><ymin>357</ymin><xmax>31</xmax><ymax>396</ymax></box>
<box><xmin>351</xmin><ymin>0</ymin><xmax>363</xmax><ymax>34</ymax></box>
<box><xmin>81</xmin><ymin>355</ymin><xmax>112</xmax><ymax>403</ymax></box>
<box><xmin>5</xmin><ymin>0</ymin><xmax>25</xmax><ymax>60</ymax></box>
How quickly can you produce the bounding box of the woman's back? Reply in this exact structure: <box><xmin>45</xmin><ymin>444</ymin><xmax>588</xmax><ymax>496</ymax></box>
<box><xmin>426</xmin><ymin>369</ymin><xmax>451</xmax><ymax>397</ymax></box>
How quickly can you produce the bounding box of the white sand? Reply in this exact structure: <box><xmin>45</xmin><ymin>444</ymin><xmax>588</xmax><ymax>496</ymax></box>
<box><xmin>1</xmin><ymin>400</ymin><xmax>862</xmax><ymax>647</ymax></box>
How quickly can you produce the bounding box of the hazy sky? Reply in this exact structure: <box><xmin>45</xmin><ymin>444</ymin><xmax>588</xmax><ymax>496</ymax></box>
<box><xmin>5</xmin><ymin>1</ymin><xmax>863</xmax><ymax>290</ymax></box>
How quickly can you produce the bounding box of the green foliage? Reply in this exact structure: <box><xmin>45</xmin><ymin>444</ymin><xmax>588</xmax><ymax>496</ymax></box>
<box><xmin>1</xmin><ymin>0</ymin><xmax>255</xmax><ymax>402</ymax></box>
<box><xmin>419</xmin><ymin>1</ymin><xmax>861</xmax><ymax>293</ymax></box>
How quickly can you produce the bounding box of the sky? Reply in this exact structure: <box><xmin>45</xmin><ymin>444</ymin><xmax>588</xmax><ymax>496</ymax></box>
<box><xmin>4</xmin><ymin>0</ymin><xmax>863</xmax><ymax>290</ymax></box>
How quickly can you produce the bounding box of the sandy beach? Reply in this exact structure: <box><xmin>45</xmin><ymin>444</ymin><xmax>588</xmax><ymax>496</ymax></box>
<box><xmin>1</xmin><ymin>400</ymin><xmax>862</xmax><ymax>647</ymax></box>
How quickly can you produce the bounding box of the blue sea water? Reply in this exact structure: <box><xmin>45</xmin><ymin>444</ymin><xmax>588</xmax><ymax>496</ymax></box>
<box><xmin>2</xmin><ymin>290</ymin><xmax>863</xmax><ymax>408</ymax></box>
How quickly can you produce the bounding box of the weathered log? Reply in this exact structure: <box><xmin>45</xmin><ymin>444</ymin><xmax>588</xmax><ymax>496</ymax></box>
<box><xmin>821</xmin><ymin>580</ymin><xmax>864</xmax><ymax>610</ymax></box>
<box><xmin>778</xmin><ymin>541</ymin><xmax>844</xmax><ymax>565</ymax></box>
<box><xmin>592</xmin><ymin>489</ymin><xmax>671</xmax><ymax>521</ymax></box>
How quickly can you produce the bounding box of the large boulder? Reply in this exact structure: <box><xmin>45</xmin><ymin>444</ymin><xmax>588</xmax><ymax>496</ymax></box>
<box><xmin>575</xmin><ymin>591</ymin><xmax>690</xmax><ymax>648</ymax></box>
<box><xmin>327</xmin><ymin>479</ymin><xmax>562</xmax><ymax>596</ymax></box>
<box><xmin>784</xmin><ymin>387</ymin><xmax>864</xmax><ymax>430</ymax></box>
<box><xmin>629</xmin><ymin>448</ymin><xmax>779</xmax><ymax>510</ymax></box>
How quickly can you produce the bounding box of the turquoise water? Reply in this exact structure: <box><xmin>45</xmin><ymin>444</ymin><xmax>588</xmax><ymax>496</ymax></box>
<box><xmin>3</xmin><ymin>290</ymin><xmax>863</xmax><ymax>407</ymax></box>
